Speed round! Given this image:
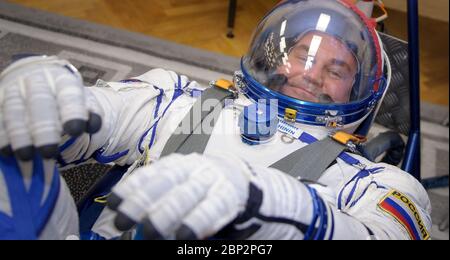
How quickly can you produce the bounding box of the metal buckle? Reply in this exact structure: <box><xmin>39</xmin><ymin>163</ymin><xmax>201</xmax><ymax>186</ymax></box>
<box><xmin>210</xmin><ymin>79</ymin><xmax>238</xmax><ymax>99</ymax></box>
<box><xmin>330</xmin><ymin>131</ymin><xmax>367</xmax><ymax>153</ymax></box>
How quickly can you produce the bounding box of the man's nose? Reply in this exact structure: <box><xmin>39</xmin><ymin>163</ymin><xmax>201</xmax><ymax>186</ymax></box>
<box><xmin>303</xmin><ymin>64</ymin><xmax>323</xmax><ymax>87</ymax></box>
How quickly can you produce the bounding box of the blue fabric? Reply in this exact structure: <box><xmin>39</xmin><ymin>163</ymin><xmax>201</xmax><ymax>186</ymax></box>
<box><xmin>328</xmin><ymin>209</ymin><xmax>335</xmax><ymax>240</ymax></box>
<box><xmin>304</xmin><ymin>186</ymin><xmax>320</xmax><ymax>240</ymax></box>
<box><xmin>345</xmin><ymin>170</ymin><xmax>371</xmax><ymax>206</ymax></box>
<box><xmin>138</xmin><ymin>88</ymin><xmax>165</xmax><ymax>154</ymax></box>
<box><xmin>134</xmin><ymin>225</ymin><xmax>144</xmax><ymax>240</ymax></box>
<box><xmin>80</xmin><ymin>231</ymin><xmax>107</xmax><ymax>240</ymax></box>
<box><xmin>0</xmin><ymin>155</ymin><xmax>60</xmax><ymax>240</ymax></box>
<box><xmin>298</xmin><ymin>132</ymin><xmax>319</xmax><ymax>145</ymax></box>
<box><xmin>138</xmin><ymin>78</ymin><xmax>186</xmax><ymax>154</ymax></box>
<box><xmin>337</xmin><ymin>167</ymin><xmax>385</xmax><ymax>210</ymax></box>
<box><xmin>36</xmin><ymin>167</ymin><xmax>60</xmax><ymax>236</ymax></box>
<box><xmin>56</xmin><ymin>152</ymin><xmax>69</xmax><ymax>168</ymax></box>
<box><xmin>314</xmin><ymin>196</ymin><xmax>328</xmax><ymax>240</ymax></box>
<box><xmin>0</xmin><ymin>212</ymin><xmax>16</xmax><ymax>239</ymax></box>
<box><xmin>59</xmin><ymin>137</ymin><xmax>78</xmax><ymax>153</ymax></box>
<box><xmin>92</xmin><ymin>149</ymin><xmax>129</xmax><ymax>164</ymax></box>
<box><xmin>77</xmin><ymin>165</ymin><xmax>130</xmax><ymax>234</ymax></box>
<box><xmin>146</xmin><ymin>88</ymin><xmax>166</xmax><ymax>152</ymax></box>
<box><xmin>0</xmin><ymin>156</ymin><xmax>36</xmax><ymax>239</ymax></box>
<box><xmin>349</xmin><ymin>181</ymin><xmax>387</xmax><ymax>208</ymax></box>
<box><xmin>57</xmin><ymin>135</ymin><xmax>95</xmax><ymax>167</ymax></box>
<box><xmin>338</xmin><ymin>152</ymin><xmax>362</xmax><ymax>166</ymax></box>
<box><xmin>29</xmin><ymin>157</ymin><xmax>45</xmax><ymax>218</ymax></box>
<box><xmin>119</xmin><ymin>79</ymin><xmax>144</xmax><ymax>84</ymax></box>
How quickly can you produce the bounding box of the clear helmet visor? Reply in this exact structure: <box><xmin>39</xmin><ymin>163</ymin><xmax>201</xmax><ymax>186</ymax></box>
<box><xmin>243</xmin><ymin>0</ymin><xmax>382</xmax><ymax>105</ymax></box>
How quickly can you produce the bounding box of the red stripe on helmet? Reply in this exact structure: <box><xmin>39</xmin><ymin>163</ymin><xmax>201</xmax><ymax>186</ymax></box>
<box><xmin>338</xmin><ymin>0</ymin><xmax>383</xmax><ymax>92</ymax></box>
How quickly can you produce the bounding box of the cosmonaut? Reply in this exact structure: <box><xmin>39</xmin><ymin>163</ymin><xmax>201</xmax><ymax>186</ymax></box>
<box><xmin>0</xmin><ymin>0</ymin><xmax>431</xmax><ymax>240</ymax></box>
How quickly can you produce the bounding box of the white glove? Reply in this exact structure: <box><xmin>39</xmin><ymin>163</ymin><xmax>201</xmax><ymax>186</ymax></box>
<box><xmin>108</xmin><ymin>153</ymin><xmax>316</xmax><ymax>240</ymax></box>
<box><xmin>0</xmin><ymin>55</ymin><xmax>101</xmax><ymax>160</ymax></box>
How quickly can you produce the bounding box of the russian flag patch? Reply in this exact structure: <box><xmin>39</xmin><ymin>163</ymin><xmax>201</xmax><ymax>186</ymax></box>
<box><xmin>378</xmin><ymin>190</ymin><xmax>430</xmax><ymax>240</ymax></box>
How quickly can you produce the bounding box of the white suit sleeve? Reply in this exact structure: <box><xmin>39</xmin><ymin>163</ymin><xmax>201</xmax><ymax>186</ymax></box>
<box><xmin>58</xmin><ymin>68</ymin><xmax>197</xmax><ymax>168</ymax></box>
<box><xmin>319</xmin><ymin>155</ymin><xmax>433</xmax><ymax>240</ymax></box>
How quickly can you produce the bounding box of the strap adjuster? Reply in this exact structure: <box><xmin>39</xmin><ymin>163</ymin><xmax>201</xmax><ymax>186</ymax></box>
<box><xmin>331</xmin><ymin>131</ymin><xmax>367</xmax><ymax>153</ymax></box>
<box><xmin>214</xmin><ymin>79</ymin><xmax>233</xmax><ymax>90</ymax></box>
<box><xmin>211</xmin><ymin>79</ymin><xmax>238</xmax><ymax>98</ymax></box>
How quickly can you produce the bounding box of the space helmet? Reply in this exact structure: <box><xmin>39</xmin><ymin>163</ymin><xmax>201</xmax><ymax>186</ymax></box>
<box><xmin>236</xmin><ymin>0</ymin><xmax>390</xmax><ymax>134</ymax></box>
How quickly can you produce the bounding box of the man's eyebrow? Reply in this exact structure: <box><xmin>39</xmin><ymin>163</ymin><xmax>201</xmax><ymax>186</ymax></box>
<box><xmin>329</xmin><ymin>58</ymin><xmax>354</xmax><ymax>73</ymax></box>
<box><xmin>293</xmin><ymin>44</ymin><xmax>310</xmax><ymax>53</ymax></box>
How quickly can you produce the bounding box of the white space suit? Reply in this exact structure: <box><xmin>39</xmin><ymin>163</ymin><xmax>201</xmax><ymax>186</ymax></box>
<box><xmin>0</xmin><ymin>0</ymin><xmax>432</xmax><ymax>240</ymax></box>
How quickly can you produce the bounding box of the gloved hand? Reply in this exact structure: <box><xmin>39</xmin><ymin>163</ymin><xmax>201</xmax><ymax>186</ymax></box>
<box><xmin>0</xmin><ymin>55</ymin><xmax>102</xmax><ymax>161</ymax></box>
<box><xmin>108</xmin><ymin>153</ymin><xmax>315</xmax><ymax>240</ymax></box>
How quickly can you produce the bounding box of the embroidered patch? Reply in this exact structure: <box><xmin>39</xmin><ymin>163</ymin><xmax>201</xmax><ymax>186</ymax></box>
<box><xmin>378</xmin><ymin>190</ymin><xmax>430</xmax><ymax>240</ymax></box>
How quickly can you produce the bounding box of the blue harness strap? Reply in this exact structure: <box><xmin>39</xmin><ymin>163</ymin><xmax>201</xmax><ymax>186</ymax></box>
<box><xmin>77</xmin><ymin>164</ymin><xmax>130</xmax><ymax>236</ymax></box>
<box><xmin>0</xmin><ymin>155</ymin><xmax>60</xmax><ymax>240</ymax></box>
<box><xmin>0</xmin><ymin>156</ymin><xmax>33</xmax><ymax>239</ymax></box>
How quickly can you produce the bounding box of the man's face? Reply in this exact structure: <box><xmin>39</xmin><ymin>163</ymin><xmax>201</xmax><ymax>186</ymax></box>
<box><xmin>276</xmin><ymin>31</ymin><xmax>358</xmax><ymax>103</ymax></box>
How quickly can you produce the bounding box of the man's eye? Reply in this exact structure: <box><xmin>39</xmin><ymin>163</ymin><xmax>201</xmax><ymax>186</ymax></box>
<box><xmin>328</xmin><ymin>70</ymin><xmax>343</xmax><ymax>79</ymax></box>
<box><xmin>296</xmin><ymin>55</ymin><xmax>307</xmax><ymax>62</ymax></box>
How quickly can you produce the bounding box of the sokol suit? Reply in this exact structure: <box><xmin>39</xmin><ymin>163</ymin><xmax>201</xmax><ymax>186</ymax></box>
<box><xmin>46</xmin><ymin>68</ymin><xmax>431</xmax><ymax>240</ymax></box>
<box><xmin>0</xmin><ymin>0</ymin><xmax>432</xmax><ymax>240</ymax></box>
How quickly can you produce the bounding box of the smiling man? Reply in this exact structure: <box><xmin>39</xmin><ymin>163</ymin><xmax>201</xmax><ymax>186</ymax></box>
<box><xmin>276</xmin><ymin>31</ymin><xmax>359</xmax><ymax>103</ymax></box>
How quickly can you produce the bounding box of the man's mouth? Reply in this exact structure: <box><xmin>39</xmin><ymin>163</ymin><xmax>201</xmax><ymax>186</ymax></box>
<box><xmin>282</xmin><ymin>84</ymin><xmax>318</xmax><ymax>102</ymax></box>
<box><xmin>297</xmin><ymin>86</ymin><xmax>316</xmax><ymax>98</ymax></box>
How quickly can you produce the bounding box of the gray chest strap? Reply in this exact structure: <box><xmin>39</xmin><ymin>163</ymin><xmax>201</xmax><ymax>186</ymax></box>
<box><xmin>160</xmin><ymin>86</ymin><xmax>235</xmax><ymax>157</ymax></box>
<box><xmin>269</xmin><ymin>137</ymin><xmax>346</xmax><ymax>182</ymax></box>
<box><xmin>160</xmin><ymin>87</ymin><xmax>346</xmax><ymax>182</ymax></box>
